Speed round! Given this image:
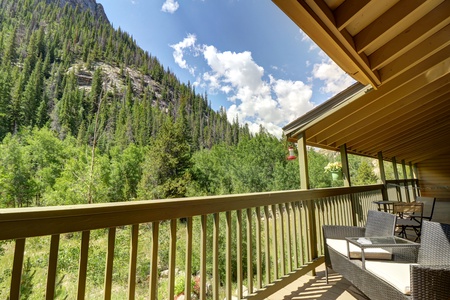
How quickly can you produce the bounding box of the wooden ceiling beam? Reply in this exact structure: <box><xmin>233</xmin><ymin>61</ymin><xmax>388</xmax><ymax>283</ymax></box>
<box><xmin>303</xmin><ymin>0</ymin><xmax>381</xmax><ymax>86</ymax></box>
<box><xmin>401</xmin><ymin>138</ymin><xmax>450</xmax><ymax>163</ymax></box>
<box><xmin>348</xmin><ymin>87</ymin><xmax>450</xmax><ymax>151</ymax></box>
<box><xmin>344</xmin><ymin>100</ymin><xmax>450</xmax><ymax>157</ymax></box>
<box><xmin>355</xmin><ymin>0</ymin><xmax>442</xmax><ymax>54</ymax></box>
<box><xmin>331</xmin><ymin>84</ymin><xmax>450</xmax><ymax>149</ymax></box>
<box><xmin>272</xmin><ymin>0</ymin><xmax>373</xmax><ymax>85</ymax></box>
<box><xmin>307</xmin><ymin>56</ymin><xmax>450</xmax><ymax>141</ymax></box>
<box><xmin>362</xmin><ymin>114</ymin><xmax>450</xmax><ymax>159</ymax></box>
<box><xmin>369</xmin><ymin>0</ymin><xmax>450</xmax><ymax>70</ymax></box>
<box><xmin>380</xmin><ymin>29</ymin><xmax>450</xmax><ymax>83</ymax></box>
<box><xmin>334</xmin><ymin>0</ymin><xmax>371</xmax><ymax>31</ymax></box>
<box><xmin>383</xmin><ymin>122</ymin><xmax>450</xmax><ymax>163</ymax></box>
<box><xmin>382</xmin><ymin>114</ymin><xmax>450</xmax><ymax>153</ymax></box>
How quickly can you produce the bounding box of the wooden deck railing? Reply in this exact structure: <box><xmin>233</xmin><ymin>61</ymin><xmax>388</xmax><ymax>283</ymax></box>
<box><xmin>0</xmin><ymin>185</ymin><xmax>390</xmax><ymax>299</ymax></box>
<box><xmin>385</xmin><ymin>179</ymin><xmax>420</xmax><ymax>202</ymax></box>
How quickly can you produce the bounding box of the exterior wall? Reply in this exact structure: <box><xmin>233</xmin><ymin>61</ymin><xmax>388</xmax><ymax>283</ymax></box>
<box><xmin>417</xmin><ymin>154</ymin><xmax>450</xmax><ymax>200</ymax></box>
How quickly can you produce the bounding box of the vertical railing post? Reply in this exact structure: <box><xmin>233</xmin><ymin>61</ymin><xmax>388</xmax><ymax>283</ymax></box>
<box><xmin>278</xmin><ymin>204</ymin><xmax>286</xmax><ymax>276</ymax></box>
<box><xmin>255</xmin><ymin>207</ymin><xmax>263</xmax><ymax>289</ymax></box>
<box><xmin>128</xmin><ymin>225</ymin><xmax>139</xmax><ymax>300</ymax></box>
<box><xmin>263</xmin><ymin>206</ymin><xmax>271</xmax><ymax>285</ymax></box>
<box><xmin>305</xmin><ymin>200</ymin><xmax>317</xmax><ymax>275</ymax></box>
<box><xmin>149</xmin><ymin>222</ymin><xmax>159</xmax><ymax>300</ymax></box>
<box><xmin>291</xmin><ymin>202</ymin><xmax>299</xmax><ymax>269</ymax></box>
<box><xmin>271</xmin><ymin>205</ymin><xmax>279</xmax><ymax>279</ymax></box>
<box><xmin>246</xmin><ymin>208</ymin><xmax>254</xmax><ymax>294</ymax></box>
<box><xmin>77</xmin><ymin>231</ymin><xmax>90</xmax><ymax>300</ymax></box>
<box><xmin>104</xmin><ymin>227</ymin><xmax>116</xmax><ymax>300</ymax></box>
<box><xmin>185</xmin><ymin>217</ymin><xmax>193</xmax><ymax>300</ymax></box>
<box><xmin>168</xmin><ymin>219</ymin><xmax>177</xmax><ymax>300</ymax></box>
<box><xmin>10</xmin><ymin>238</ymin><xmax>26</xmax><ymax>300</ymax></box>
<box><xmin>236</xmin><ymin>210</ymin><xmax>243</xmax><ymax>299</ymax></box>
<box><xmin>225</xmin><ymin>211</ymin><xmax>232</xmax><ymax>300</ymax></box>
<box><xmin>285</xmin><ymin>203</ymin><xmax>293</xmax><ymax>272</ymax></box>
<box><xmin>46</xmin><ymin>234</ymin><xmax>60</xmax><ymax>300</ymax></box>
<box><xmin>213</xmin><ymin>213</ymin><xmax>219</xmax><ymax>300</ymax></box>
<box><xmin>200</xmin><ymin>215</ymin><xmax>207</xmax><ymax>300</ymax></box>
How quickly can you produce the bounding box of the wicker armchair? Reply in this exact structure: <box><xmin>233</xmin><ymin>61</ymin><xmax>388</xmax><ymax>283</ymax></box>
<box><xmin>322</xmin><ymin>210</ymin><xmax>397</xmax><ymax>282</ymax></box>
<box><xmin>323</xmin><ymin>218</ymin><xmax>450</xmax><ymax>299</ymax></box>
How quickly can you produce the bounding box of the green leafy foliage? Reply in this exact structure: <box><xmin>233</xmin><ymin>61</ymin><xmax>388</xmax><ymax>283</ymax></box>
<box><xmin>0</xmin><ymin>1</ymin><xmax>385</xmax><ymax>297</ymax></box>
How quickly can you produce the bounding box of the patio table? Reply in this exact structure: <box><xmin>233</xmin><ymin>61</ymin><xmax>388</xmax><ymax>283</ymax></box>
<box><xmin>345</xmin><ymin>236</ymin><xmax>419</xmax><ymax>269</ymax></box>
<box><xmin>373</xmin><ymin>200</ymin><xmax>397</xmax><ymax>212</ymax></box>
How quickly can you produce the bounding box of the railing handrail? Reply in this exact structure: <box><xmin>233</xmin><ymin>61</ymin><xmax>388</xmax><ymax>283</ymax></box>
<box><xmin>0</xmin><ymin>185</ymin><xmax>383</xmax><ymax>240</ymax></box>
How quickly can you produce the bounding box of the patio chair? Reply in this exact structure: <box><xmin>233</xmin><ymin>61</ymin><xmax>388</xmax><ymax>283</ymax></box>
<box><xmin>394</xmin><ymin>202</ymin><xmax>423</xmax><ymax>242</ymax></box>
<box><xmin>411</xmin><ymin>196</ymin><xmax>436</xmax><ymax>222</ymax></box>
<box><xmin>323</xmin><ymin>210</ymin><xmax>397</xmax><ymax>283</ymax></box>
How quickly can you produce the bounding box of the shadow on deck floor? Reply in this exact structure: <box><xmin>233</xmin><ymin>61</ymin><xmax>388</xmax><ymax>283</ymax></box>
<box><xmin>266</xmin><ymin>264</ymin><xmax>370</xmax><ymax>300</ymax></box>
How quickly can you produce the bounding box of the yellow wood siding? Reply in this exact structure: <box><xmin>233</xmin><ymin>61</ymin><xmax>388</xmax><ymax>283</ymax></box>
<box><xmin>418</xmin><ymin>154</ymin><xmax>450</xmax><ymax>199</ymax></box>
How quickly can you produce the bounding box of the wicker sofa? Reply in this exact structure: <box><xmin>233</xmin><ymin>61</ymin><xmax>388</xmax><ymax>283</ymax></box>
<box><xmin>323</xmin><ymin>211</ymin><xmax>450</xmax><ymax>299</ymax></box>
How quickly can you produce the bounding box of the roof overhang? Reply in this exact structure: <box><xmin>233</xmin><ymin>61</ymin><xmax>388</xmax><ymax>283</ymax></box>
<box><xmin>275</xmin><ymin>0</ymin><xmax>450</xmax><ymax>164</ymax></box>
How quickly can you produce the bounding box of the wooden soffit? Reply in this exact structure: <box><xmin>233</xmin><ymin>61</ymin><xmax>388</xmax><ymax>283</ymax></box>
<box><xmin>276</xmin><ymin>0</ymin><xmax>450</xmax><ymax>164</ymax></box>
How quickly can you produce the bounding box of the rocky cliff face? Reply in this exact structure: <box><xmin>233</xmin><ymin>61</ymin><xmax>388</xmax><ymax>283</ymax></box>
<box><xmin>50</xmin><ymin>0</ymin><xmax>109</xmax><ymax>22</ymax></box>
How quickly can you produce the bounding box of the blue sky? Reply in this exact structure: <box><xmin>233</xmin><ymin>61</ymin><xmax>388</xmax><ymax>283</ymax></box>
<box><xmin>100</xmin><ymin>0</ymin><xmax>354</xmax><ymax>138</ymax></box>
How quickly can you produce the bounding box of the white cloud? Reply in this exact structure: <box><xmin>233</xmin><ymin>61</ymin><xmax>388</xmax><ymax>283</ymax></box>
<box><xmin>161</xmin><ymin>0</ymin><xmax>179</xmax><ymax>14</ymax></box>
<box><xmin>170</xmin><ymin>34</ymin><xmax>197</xmax><ymax>75</ymax></box>
<box><xmin>312</xmin><ymin>57</ymin><xmax>355</xmax><ymax>95</ymax></box>
<box><xmin>200</xmin><ymin>45</ymin><xmax>314</xmax><ymax>138</ymax></box>
<box><xmin>300</xmin><ymin>34</ymin><xmax>355</xmax><ymax>96</ymax></box>
<box><xmin>171</xmin><ymin>34</ymin><xmax>316</xmax><ymax>138</ymax></box>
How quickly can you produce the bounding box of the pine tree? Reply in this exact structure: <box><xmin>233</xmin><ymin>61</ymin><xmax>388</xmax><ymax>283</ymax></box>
<box><xmin>22</xmin><ymin>59</ymin><xmax>43</xmax><ymax>127</ymax></box>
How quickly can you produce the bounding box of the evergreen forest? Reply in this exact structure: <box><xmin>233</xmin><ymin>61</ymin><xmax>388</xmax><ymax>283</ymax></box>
<box><xmin>0</xmin><ymin>1</ymin><xmax>399</xmax><ymax>298</ymax></box>
<box><xmin>0</xmin><ymin>0</ymin><xmax>388</xmax><ymax>209</ymax></box>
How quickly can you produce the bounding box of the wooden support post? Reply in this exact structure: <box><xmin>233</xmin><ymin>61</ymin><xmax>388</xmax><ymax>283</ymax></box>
<box><xmin>392</xmin><ymin>157</ymin><xmax>402</xmax><ymax>201</ymax></box>
<box><xmin>297</xmin><ymin>133</ymin><xmax>310</xmax><ymax>190</ymax></box>
<box><xmin>401</xmin><ymin>159</ymin><xmax>411</xmax><ymax>202</ymax></box>
<box><xmin>340</xmin><ymin>145</ymin><xmax>357</xmax><ymax>226</ymax></box>
<box><xmin>377</xmin><ymin>152</ymin><xmax>388</xmax><ymax>200</ymax></box>
<box><xmin>409</xmin><ymin>162</ymin><xmax>418</xmax><ymax>199</ymax></box>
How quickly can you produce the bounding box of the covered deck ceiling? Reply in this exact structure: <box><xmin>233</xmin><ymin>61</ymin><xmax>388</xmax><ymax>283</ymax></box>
<box><xmin>276</xmin><ymin>0</ymin><xmax>450</xmax><ymax>164</ymax></box>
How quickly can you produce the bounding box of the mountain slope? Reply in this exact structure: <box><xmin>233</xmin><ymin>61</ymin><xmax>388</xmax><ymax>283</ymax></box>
<box><xmin>51</xmin><ymin>0</ymin><xmax>109</xmax><ymax>22</ymax></box>
<box><xmin>0</xmin><ymin>0</ymin><xmax>250</xmax><ymax>149</ymax></box>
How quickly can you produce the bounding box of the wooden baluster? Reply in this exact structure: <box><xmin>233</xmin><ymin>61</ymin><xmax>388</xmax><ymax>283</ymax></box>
<box><xmin>149</xmin><ymin>222</ymin><xmax>159</xmax><ymax>300</ymax></box>
<box><xmin>236</xmin><ymin>210</ymin><xmax>243</xmax><ymax>299</ymax></box>
<box><xmin>255</xmin><ymin>207</ymin><xmax>262</xmax><ymax>289</ymax></box>
<box><xmin>104</xmin><ymin>227</ymin><xmax>116</xmax><ymax>300</ymax></box>
<box><xmin>168</xmin><ymin>219</ymin><xmax>177</xmax><ymax>300</ymax></box>
<box><xmin>213</xmin><ymin>213</ymin><xmax>219</xmax><ymax>300</ymax></box>
<box><xmin>263</xmin><ymin>206</ymin><xmax>271</xmax><ymax>284</ymax></box>
<box><xmin>200</xmin><ymin>215</ymin><xmax>207</xmax><ymax>300</ymax></box>
<box><xmin>285</xmin><ymin>203</ymin><xmax>293</xmax><ymax>272</ymax></box>
<box><xmin>278</xmin><ymin>203</ymin><xmax>286</xmax><ymax>276</ymax></box>
<box><xmin>291</xmin><ymin>202</ymin><xmax>299</xmax><ymax>269</ymax></box>
<box><xmin>246</xmin><ymin>208</ymin><xmax>253</xmax><ymax>294</ymax></box>
<box><xmin>185</xmin><ymin>217</ymin><xmax>192</xmax><ymax>300</ymax></box>
<box><xmin>298</xmin><ymin>201</ymin><xmax>305</xmax><ymax>265</ymax></box>
<box><xmin>46</xmin><ymin>234</ymin><xmax>60</xmax><ymax>300</ymax></box>
<box><xmin>77</xmin><ymin>231</ymin><xmax>90</xmax><ymax>300</ymax></box>
<box><xmin>225</xmin><ymin>211</ymin><xmax>232</xmax><ymax>300</ymax></box>
<box><xmin>128</xmin><ymin>225</ymin><xmax>139</xmax><ymax>300</ymax></box>
<box><xmin>271</xmin><ymin>205</ymin><xmax>278</xmax><ymax>279</ymax></box>
<box><xmin>10</xmin><ymin>238</ymin><xmax>26</xmax><ymax>300</ymax></box>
